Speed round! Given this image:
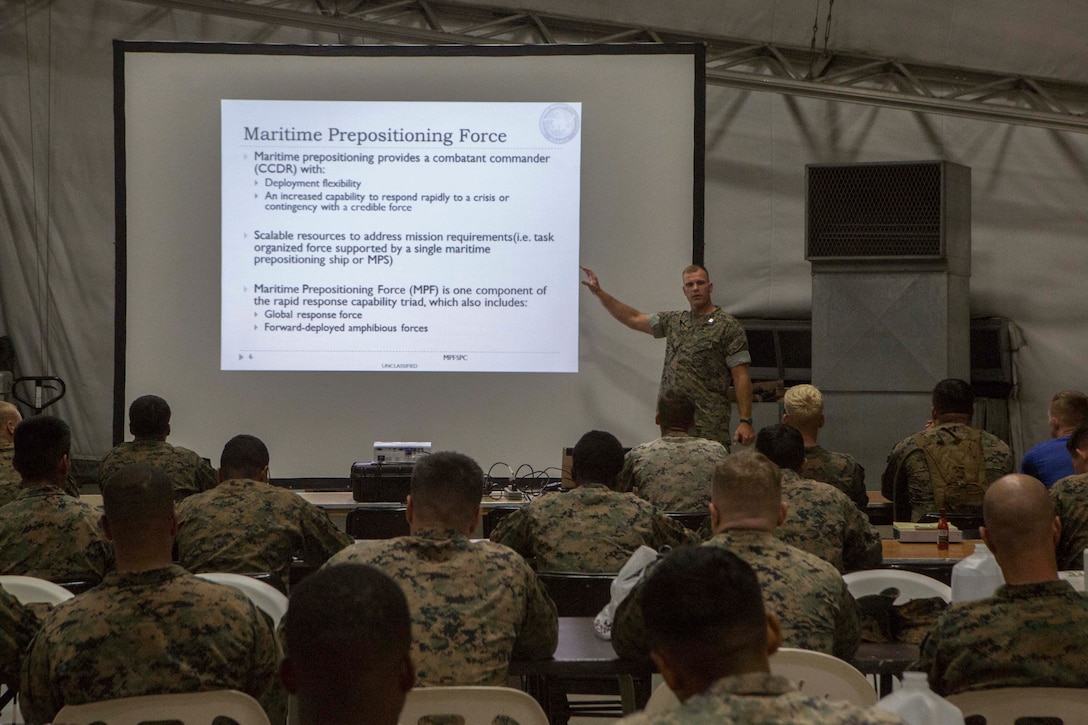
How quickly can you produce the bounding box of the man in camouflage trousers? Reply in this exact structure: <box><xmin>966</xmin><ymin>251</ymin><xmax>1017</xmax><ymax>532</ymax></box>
<box><xmin>782</xmin><ymin>384</ymin><xmax>868</xmax><ymax>511</ymax></box>
<box><xmin>755</xmin><ymin>424</ymin><xmax>882</xmax><ymax>573</ymax></box>
<box><xmin>98</xmin><ymin>394</ymin><xmax>216</xmax><ymax>502</ymax></box>
<box><xmin>491</xmin><ymin>430</ymin><xmax>695</xmax><ymax>573</ymax></box>
<box><xmin>581</xmin><ymin>265</ymin><xmax>755</xmax><ymax>450</ymax></box>
<box><xmin>1048</xmin><ymin>420</ymin><xmax>1088</xmax><ymax>570</ymax></box>
<box><xmin>0</xmin><ymin>416</ymin><xmax>112</xmax><ymax>583</ymax></box>
<box><xmin>882</xmin><ymin>378</ymin><xmax>1014</xmax><ymax>521</ymax></box>
<box><xmin>281</xmin><ymin>563</ymin><xmax>415</xmax><ymax>725</ymax></box>
<box><xmin>0</xmin><ymin>401</ymin><xmax>23</xmax><ymax>507</ymax></box>
<box><xmin>617</xmin><ymin>391</ymin><xmax>727</xmax><ymax>513</ymax></box>
<box><xmin>612</xmin><ymin>450</ymin><xmax>861</xmax><ymax>661</ymax></box>
<box><xmin>614</xmin><ymin>547</ymin><xmax>903</xmax><ymax>725</ymax></box>
<box><xmin>326</xmin><ymin>451</ymin><xmax>558</xmax><ymax>686</ymax></box>
<box><xmin>19</xmin><ymin>464</ymin><xmax>281</xmax><ymax>724</ymax></box>
<box><xmin>176</xmin><ymin>434</ymin><xmax>351</xmax><ymax>592</ymax></box>
<box><xmin>913</xmin><ymin>473</ymin><xmax>1088</xmax><ymax>695</ymax></box>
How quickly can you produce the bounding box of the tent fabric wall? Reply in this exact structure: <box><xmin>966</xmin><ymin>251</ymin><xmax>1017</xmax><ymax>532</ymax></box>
<box><xmin>2</xmin><ymin>0</ymin><xmax>1086</xmax><ymax>466</ymax></box>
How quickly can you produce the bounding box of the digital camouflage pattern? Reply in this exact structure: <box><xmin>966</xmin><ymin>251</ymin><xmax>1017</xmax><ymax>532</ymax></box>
<box><xmin>650</xmin><ymin>307</ymin><xmax>751</xmax><ymax>450</ymax></box>
<box><xmin>617</xmin><ymin>434</ymin><xmax>727</xmax><ymax>512</ymax></box>
<box><xmin>777</xmin><ymin>469</ymin><xmax>883</xmax><ymax>573</ymax></box>
<box><xmin>616</xmin><ymin>673</ymin><xmax>904</xmax><ymax>725</ymax></box>
<box><xmin>489</xmin><ymin>483</ymin><xmax>696</xmax><ymax>573</ymax></box>
<box><xmin>0</xmin><ymin>486</ymin><xmax>113</xmax><ymax>583</ymax></box>
<box><xmin>612</xmin><ymin>529</ymin><xmax>860</xmax><ymax>661</ymax></box>
<box><xmin>881</xmin><ymin>422</ymin><xmax>1014</xmax><ymax>521</ymax></box>
<box><xmin>1050</xmin><ymin>473</ymin><xmax>1088</xmax><ymax>570</ymax></box>
<box><xmin>176</xmin><ymin>478</ymin><xmax>352</xmax><ymax>592</ymax></box>
<box><xmin>913</xmin><ymin>579</ymin><xmax>1088</xmax><ymax>696</ymax></box>
<box><xmin>803</xmin><ymin>444</ymin><xmax>869</xmax><ymax>511</ymax></box>
<box><xmin>98</xmin><ymin>438</ymin><xmax>217</xmax><ymax>502</ymax></box>
<box><xmin>19</xmin><ymin>565</ymin><xmax>281</xmax><ymax>724</ymax></box>
<box><xmin>325</xmin><ymin>528</ymin><xmax>558</xmax><ymax>686</ymax></box>
<box><xmin>0</xmin><ymin>443</ymin><xmax>19</xmax><ymax>508</ymax></box>
<box><xmin>0</xmin><ymin>584</ymin><xmax>39</xmax><ymax>689</ymax></box>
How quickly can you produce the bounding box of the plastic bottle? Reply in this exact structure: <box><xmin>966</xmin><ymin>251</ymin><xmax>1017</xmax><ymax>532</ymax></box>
<box><xmin>874</xmin><ymin>671</ymin><xmax>964</xmax><ymax>725</ymax></box>
<box><xmin>937</xmin><ymin>508</ymin><xmax>949</xmax><ymax>552</ymax></box>
<box><xmin>951</xmin><ymin>543</ymin><xmax>1005</xmax><ymax>603</ymax></box>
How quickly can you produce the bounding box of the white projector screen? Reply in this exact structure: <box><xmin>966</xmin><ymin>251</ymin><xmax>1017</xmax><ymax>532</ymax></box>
<box><xmin>116</xmin><ymin>42</ymin><xmax>704</xmax><ymax>478</ymax></box>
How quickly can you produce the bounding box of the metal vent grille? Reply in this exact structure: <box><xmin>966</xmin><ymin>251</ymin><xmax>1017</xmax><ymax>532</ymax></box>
<box><xmin>807</xmin><ymin>163</ymin><xmax>943</xmax><ymax>258</ymax></box>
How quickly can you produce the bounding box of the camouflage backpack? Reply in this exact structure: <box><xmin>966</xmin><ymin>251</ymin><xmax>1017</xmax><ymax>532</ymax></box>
<box><xmin>912</xmin><ymin>427</ymin><xmax>989</xmax><ymax>513</ymax></box>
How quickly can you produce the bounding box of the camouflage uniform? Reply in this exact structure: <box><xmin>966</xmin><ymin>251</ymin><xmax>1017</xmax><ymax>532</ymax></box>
<box><xmin>0</xmin><ymin>584</ymin><xmax>39</xmax><ymax>689</ymax></box>
<box><xmin>98</xmin><ymin>438</ymin><xmax>217</xmax><ymax>502</ymax></box>
<box><xmin>0</xmin><ymin>442</ymin><xmax>20</xmax><ymax>508</ymax></box>
<box><xmin>0</xmin><ymin>486</ymin><xmax>113</xmax><ymax>583</ymax></box>
<box><xmin>803</xmin><ymin>444</ymin><xmax>869</xmax><ymax>511</ymax></box>
<box><xmin>1050</xmin><ymin>473</ymin><xmax>1088</xmax><ymax>570</ymax></box>
<box><xmin>777</xmin><ymin>469</ymin><xmax>883</xmax><ymax>573</ymax></box>
<box><xmin>612</xmin><ymin>529</ymin><xmax>860</xmax><ymax>660</ymax></box>
<box><xmin>913</xmin><ymin>579</ymin><xmax>1088</xmax><ymax>696</ymax></box>
<box><xmin>616</xmin><ymin>672</ymin><xmax>904</xmax><ymax>725</ymax></box>
<box><xmin>617</xmin><ymin>434</ymin><xmax>727</xmax><ymax>512</ymax></box>
<box><xmin>19</xmin><ymin>565</ymin><xmax>281</xmax><ymax>724</ymax></box>
<box><xmin>881</xmin><ymin>422</ymin><xmax>1014</xmax><ymax>521</ymax></box>
<box><xmin>325</xmin><ymin>528</ymin><xmax>558</xmax><ymax>686</ymax></box>
<box><xmin>489</xmin><ymin>484</ymin><xmax>696</xmax><ymax>573</ymax></box>
<box><xmin>176</xmin><ymin>478</ymin><xmax>352</xmax><ymax>592</ymax></box>
<box><xmin>650</xmin><ymin>307</ymin><xmax>751</xmax><ymax>450</ymax></box>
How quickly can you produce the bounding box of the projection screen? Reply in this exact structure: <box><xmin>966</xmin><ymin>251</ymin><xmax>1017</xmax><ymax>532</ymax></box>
<box><xmin>116</xmin><ymin>42</ymin><xmax>704</xmax><ymax>478</ymax></box>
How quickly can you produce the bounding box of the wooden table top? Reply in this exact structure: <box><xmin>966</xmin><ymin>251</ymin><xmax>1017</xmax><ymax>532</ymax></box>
<box><xmin>882</xmin><ymin>539</ymin><xmax>978</xmax><ymax>562</ymax></box>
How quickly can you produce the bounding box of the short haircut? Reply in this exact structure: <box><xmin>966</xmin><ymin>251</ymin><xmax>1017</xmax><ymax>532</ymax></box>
<box><xmin>1051</xmin><ymin>390</ymin><xmax>1088</xmax><ymax>429</ymax></box>
<box><xmin>0</xmin><ymin>401</ymin><xmax>20</xmax><ymax>429</ymax></box>
<box><xmin>1068</xmin><ymin>420</ymin><xmax>1088</xmax><ymax>456</ymax></box>
<box><xmin>682</xmin><ymin>264</ymin><xmax>709</xmax><ymax>279</ymax></box>
<box><xmin>657</xmin><ymin>390</ymin><xmax>696</xmax><ymax>430</ymax></box>
<box><xmin>711</xmin><ymin>450</ymin><xmax>782</xmax><ymax>519</ymax></box>
<box><xmin>220</xmin><ymin>434</ymin><xmax>270</xmax><ymax>479</ymax></box>
<box><xmin>783</xmin><ymin>384</ymin><xmax>823</xmax><ymax>425</ymax></box>
<box><xmin>285</xmin><ymin>563</ymin><xmax>410</xmax><ymax>689</ymax></box>
<box><xmin>571</xmin><ymin>430</ymin><xmax>625</xmax><ymax>488</ymax></box>
<box><xmin>102</xmin><ymin>463</ymin><xmax>174</xmax><ymax>528</ymax></box>
<box><xmin>641</xmin><ymin>546</ymin><xmax>765</xmax><ymax>657</ymax></box>
<box><xmin>409</xmin><ymin>451</ymin><xmax>484</xmax><ymax>526</ymax></box>
<box><xmin>128</xmin><ymin>395</ymin><xmax>171</xmax><ymax>437</ymax></box>
<box><xmin>932</xmin><ymin>378</ymin><xmax>974</xmax><ymax>417</ymax></box>
<box><xmin>12</xmin><ymin>416</ymin><xmax>70</xmax><ymax>481</ymax></box>
<box><xmin>754</xmin><ymin>424</ymin><xmax>805</xmax><ymax>472</ymax></box>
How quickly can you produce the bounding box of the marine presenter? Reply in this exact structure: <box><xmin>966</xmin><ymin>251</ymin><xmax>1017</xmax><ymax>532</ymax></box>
<box><xmin>581</xmin><ymin>264</ymin><xmax>754</xmax><ymax>449</ymax></box>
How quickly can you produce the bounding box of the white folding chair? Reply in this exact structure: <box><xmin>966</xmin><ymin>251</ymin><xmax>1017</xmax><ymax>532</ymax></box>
<box><xmin>0</xmin><ymin>575</ymin><xmax>75</xmax><ymax>606</ymax></box>
<box><xmin>643</xmin><ymin>648</ymin><xmax>876</xmax><ymax>714</ymax></box>
<box><xmin>398</xmin><ymin>686</ymin><xmax>548</xmax><ymax>725</ymax></box>
<box><xmin>55</xmin><ymin>689</ymin><xmax>270</xmax><ymax>725</ymax></box>
<box><xmin>0</xmin><ymin>576</ymin><xmax>74</xmax><ymax>721</ymax></box>
<box><xmin>843</xmin><ymin>569</ymin><xmax>952</xmax><ymax>604</ymax></box>
<box><xmin>947</xmin><ymin>687</ymin><xmax>1088</xmax><ymax>724</ymax></box>
<box><xmin>195</xmin><ymin>572</ymin><xmax>288</xmax><ymax>625</ymax></box>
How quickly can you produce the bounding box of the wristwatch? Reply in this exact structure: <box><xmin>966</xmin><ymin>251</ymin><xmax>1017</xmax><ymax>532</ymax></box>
<box><xmin>739</xmin><ymin>417</ymin><xmax>754</xmax><ymax>425</ymax></box>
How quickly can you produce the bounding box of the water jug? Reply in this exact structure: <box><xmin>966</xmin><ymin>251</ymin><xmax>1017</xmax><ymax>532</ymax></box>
<box><xmin>874</xmin><ymin>671</ymin><xmax>964</xmax><ymax>725</ymax></box>
<box><xmin>951</xmin><ymin>543</ymin><xmax>1004</xmax><ymax>603</ymax></box>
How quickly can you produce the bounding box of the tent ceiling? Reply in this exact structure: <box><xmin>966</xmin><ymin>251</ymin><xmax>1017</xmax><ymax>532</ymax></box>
<box><xmin>119</xmin><ymin>0</ymin><xmax>1088</xmax><ymax>132</ymax></box>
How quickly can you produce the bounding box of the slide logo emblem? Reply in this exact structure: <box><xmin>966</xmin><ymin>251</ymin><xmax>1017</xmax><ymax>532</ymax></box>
<box><xmin>539</xmin><ymin>104</ymin><xmax>580</xmax><ymax>144</ymax></box>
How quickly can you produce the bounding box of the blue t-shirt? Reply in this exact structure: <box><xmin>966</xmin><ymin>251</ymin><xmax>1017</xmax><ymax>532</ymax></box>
<box><xmin>1020</xmin><ymin>435</ymin><xmax>1074</xmax><ymax>488</ymax></box>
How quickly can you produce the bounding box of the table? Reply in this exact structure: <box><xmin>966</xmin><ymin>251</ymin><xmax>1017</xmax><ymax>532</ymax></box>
<box><xmin>881</xmin><ymin>539</ymin><xmax>978</xmax><ymax>585</ymax></box>
<box><xmin>510</xmin><ymin>617</ymin><xmax>916</xmax><ymax>716</ymax></box>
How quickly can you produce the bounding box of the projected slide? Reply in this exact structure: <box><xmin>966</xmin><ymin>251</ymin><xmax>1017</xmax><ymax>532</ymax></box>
<box><xmin>221</xmin><ymin>100</ymin><xmax>581</xmax><ymax>372</ymax></box>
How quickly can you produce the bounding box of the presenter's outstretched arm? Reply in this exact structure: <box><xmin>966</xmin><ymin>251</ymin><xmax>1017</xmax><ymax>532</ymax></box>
<box><xmin>731</xmin><ymin>362</ymin><xmax>755</xmax><ymax>446</ymax></box>
<box><xmin>580</xmin><ymin>266</ymin><xmax>652</xmax><ymax>334</ymax></box>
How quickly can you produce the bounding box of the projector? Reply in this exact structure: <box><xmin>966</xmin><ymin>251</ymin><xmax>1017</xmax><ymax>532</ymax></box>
<box><xmin>373</xmin><ymin>441</ymin><xmax>431</xmax><ymax>463</ymax></box>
